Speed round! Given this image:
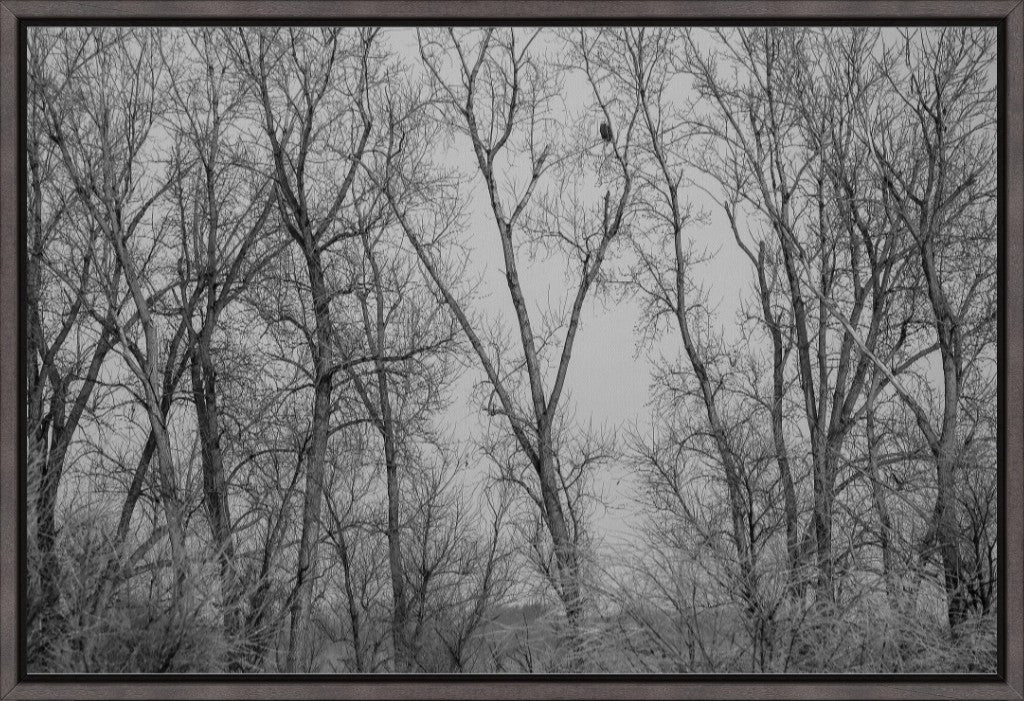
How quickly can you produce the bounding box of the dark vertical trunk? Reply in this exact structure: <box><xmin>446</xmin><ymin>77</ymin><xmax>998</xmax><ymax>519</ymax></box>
<box><xmin>812</xmin><ymin>178</ymin><xmax>837</xmax><ymax>610</ymax></box>
<box><xmin>286</xmin><ymin>244</ymin><xmax>334</xmax><ymax>672</ymax></box>
<box><xmin>810</xmin><ymin>438</ymin><xmax>836</xmax><ymax>608</ymax></box>
<box><xmin>32</xmin><ymin>382</ymin><xmax>68</xmax><ymax>658</ymax></box>
<box><xmin>383</xmin><ymin>418</ymin><xmax>408</xmax><ymax>671</ymax></box>
<box><xmin>108</xmin><ymin>207</ymin><xmax>191</xmax><ymax>612</ymax></box>
<box><xmin>866</xmin><ymin>385</ymin><xmax>900</xmax><ymax>614</ymax></box>
<box><xmin>33</xmin><ymin>329</ymin><xmax>116</xmax><ymax>661</ymax></box>
<box><xmin>673</xmin><ymin>225</ymin><xmax>758</xmax><ymax>617</ymax></box>
<box><xmin>535</xmin><ymin>433</ymin><xmax>583</xmax><ymax>664</ymax></box>
<box><xmin>934</xmin><ymin>441</ymin><xmax>968</xmax><ymax>633</ymax></box>
<box><xmin>813</xmin><ymin>430</ymin><xmax>854</xmax><ymax>611</ymax></box>
<box><xmin>191</xmin><ymin>127</ymin><xmax>244</xmax><ymax>667</ymax></box>
<box><xmin>286</xmin><ymin>367</ymin><xmax>331</xmax><ymax>671</ymax></box>
<box><xmin>921</xmin><ymin>233</ymin><xmax>968</xmax><ymax>635</ymax></box>
<box><xmin>777</xmin><ymin>226</ymin><xmax>832</xmax><ymax>607</ymax></box>
<box><xmin>146</xmin><ymin>403</ymin><xmax>189</xmax><ymax>609</ymax></box>
<box><xmin>136</xmin><ymin>313</ymin><xmax>190</xmax><ymax>617</ymax></box>
<box><xmin>24</xmin><ymin>132</ymin><xmax>84</xmax><ymax>662</ymax></box>
<box><xmin>754</xmin><ymin>244</ymin><xmax>800</xmax><ymax>591</ymax></box>
<box><xmin>380</xmin><ymin>368</ymin><xmax>407</xmax><ymax>671</ymax></box>
<box><xmin>380</xmin><ymin>361</ymin><xmax>408</xmax><ymax>671</ymax></box>
<box><xmin>336</xmin><ymin>529</ymin><xmax>364</xmax><ymax>672</ymax></box>
<box><xmin>91</xmin><ymin>345</ymin><xmax>185</xmax><ymax>624</ymax></box>
<box><xmin>191</xmin><ymin>328</ymin><xmax>242</xmax><ymax>669</ymax></box>
<box><xmin>759</xmin><ymin>44</ymin><xmax>832</xmax><ymax>607</ymax></box>
<box><xmin>680</xmin><ymin>337</ymin><xmax>757</xmax><ymax>610</ymax></box>
<box><xmin>361</xmin><ymin>237</ymin><xmax>410</xmax><ymax>671</ymax></box>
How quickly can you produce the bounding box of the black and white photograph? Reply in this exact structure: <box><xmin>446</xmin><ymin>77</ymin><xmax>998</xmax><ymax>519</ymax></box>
<box><xmin>18</xmin><ymin>19</ymin><xmax>1004</xmax><ymax>677</ymax></box>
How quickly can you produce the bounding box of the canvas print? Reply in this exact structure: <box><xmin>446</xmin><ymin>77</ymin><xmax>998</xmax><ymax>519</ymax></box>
<box><xmin>24</xmin><ymin>25</ymin><xmax>998</xmax><ymax>674</ymax></box>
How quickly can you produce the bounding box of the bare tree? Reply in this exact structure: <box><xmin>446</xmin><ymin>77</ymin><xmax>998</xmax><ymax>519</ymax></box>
<box><xmin>616</xmin><ymin>27</ymin><xmax>769</xmax><ymax>625</ymax></box>
<box><xmin>678</xmin><ymin>28</ymin><xmax>917</xmax><ymax>612</ymax></box>
<box><xmin>158</xmin><ymin>27</ymin><xmax>280</xmax><ymax>668</ymax></box>
<box><xmin>863</xmin><ymin>27</ymin><xmax>997</xmax><ymax>633</ymax></box>
<box><xmin>25</xmin><ymin>29</ymin><xmax>123</xmax><ymax>663</ymax></box>
<box><xmin>35</xmin><ymin>27</ymin><xmax>204</xmax><ymax>630</ymax></box>
<box><xmin>24</xmin><ymin>25</ymin><xmax>998</xmax><ymax>675</ymax></box>
<box><xmin>379</xmin><ymin>28</ymin><xmax>637</xmax><ymax>662</ymax></box>
<box><xmin>346</xmin><ymin>205</ymin><xmax>462</xmax><ymax>667</ymax></box>
<box><xmin>230</xmin><ymin>26</ymin><xmax>377</xmax><ymax>670</ymax></box>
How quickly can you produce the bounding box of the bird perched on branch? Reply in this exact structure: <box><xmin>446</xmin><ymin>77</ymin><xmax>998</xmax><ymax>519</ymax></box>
<box><xmin>599</xmin><ymin>120</ymin><xmax>613</xmax><ymax>143</ymax></box>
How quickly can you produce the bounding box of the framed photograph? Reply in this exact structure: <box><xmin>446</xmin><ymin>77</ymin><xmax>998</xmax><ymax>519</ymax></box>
<box><xmin>1</xmin><ymin>1</ymin><xmax>1020</xmax><ymax>698</ymax></box>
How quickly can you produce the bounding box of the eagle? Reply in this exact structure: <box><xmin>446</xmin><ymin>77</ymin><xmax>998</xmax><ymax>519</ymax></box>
<box><xmin>599</xmin><ymin>120</ymin><xmax>613</xmax><ymax>143</ymax></box>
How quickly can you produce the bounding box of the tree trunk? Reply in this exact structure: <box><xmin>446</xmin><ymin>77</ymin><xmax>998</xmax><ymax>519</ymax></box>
<box><xmin>934</xmin><ymin>444</ymin><xmax>968</xmax><ymax>633</ymax></box>
<box><xmin>286</xmin><ymin>246</ymin><xmax>334</xmax><ymax>672</ymax></box>
<box><xmin>810</xmin><ymin>439</ymin><xmax>835</xmax><ymax>609</ymax></box>
<box><xmin>673</xmin><ymin>225</ymin><xmax>758</xmax><ymax>617</ymax></box>
<box><xmin>754</xmin><ymin>246</ymin><xmax>800</xmax><ymax>591</ymax></box>
<box><xmin>362</xmin><ymin>237</ymin><xmax>410</xmax><ymax>671</ymax></box>
<box><xmin>536</xmin><ymin>436</ymin><xmax>584</xmax><ymax>665</ymax></box>
<box><xmin>866</xmin><ymin>386</ymin><xmax>901</xmax><ymax>614</ymax></box>
<box><xmin>146</xmin><ymin>402</ymin><xmax>189</xmax><ymax>610</ymax></box>
<box><xmin>383</xmin><ymin>401</ymin><xmax>409</xmax><ymax>671</ymax></box>
<box><xmin>922</xmin><ymin>234</ymin><xmax>968</xmax><ymax>635</ymax></box>
<box><xmin>191</xmin><ymin>332</ymin><xmax>242</xmax><ymax>669</ymax></box>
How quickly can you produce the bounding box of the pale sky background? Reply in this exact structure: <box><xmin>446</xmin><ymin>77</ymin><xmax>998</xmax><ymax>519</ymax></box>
<box><xmin>37</xmin><ymin>25</ymin><xmax>996</xmax><ymax>577</ymax></box>
<box><xmin>377</xmin><ymin>26</ymin><xmax>995</xmax><ymax>554</ymax></box>
<box><xmin>376</xmin><ymin>28</ymin><xmax>754</xmax><ymax>550</ymax></box>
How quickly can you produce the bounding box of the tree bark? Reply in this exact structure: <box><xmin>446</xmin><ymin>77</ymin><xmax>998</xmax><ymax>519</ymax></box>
<box><xmin>285</xmin><ymin>247</ymin><xmax>335</xmax><ymax>672</ymax></box>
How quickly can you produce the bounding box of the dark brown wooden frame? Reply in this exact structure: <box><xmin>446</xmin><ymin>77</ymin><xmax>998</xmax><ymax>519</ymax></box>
<box><xmin>0</xmin><ymin>1</ymin><xmax>1020</xmax><ymax>698</ymax></box>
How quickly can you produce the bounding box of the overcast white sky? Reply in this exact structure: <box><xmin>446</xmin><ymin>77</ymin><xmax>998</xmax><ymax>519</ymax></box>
<box><xmin>368</xmin><ymin>28</ymin><xmax>759</xmax><ymax>547</ymax></box>
<box><xmin>38</xmin><ymin>25</ymin><xmax>996</xmax><ymax>562</ymax></box>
